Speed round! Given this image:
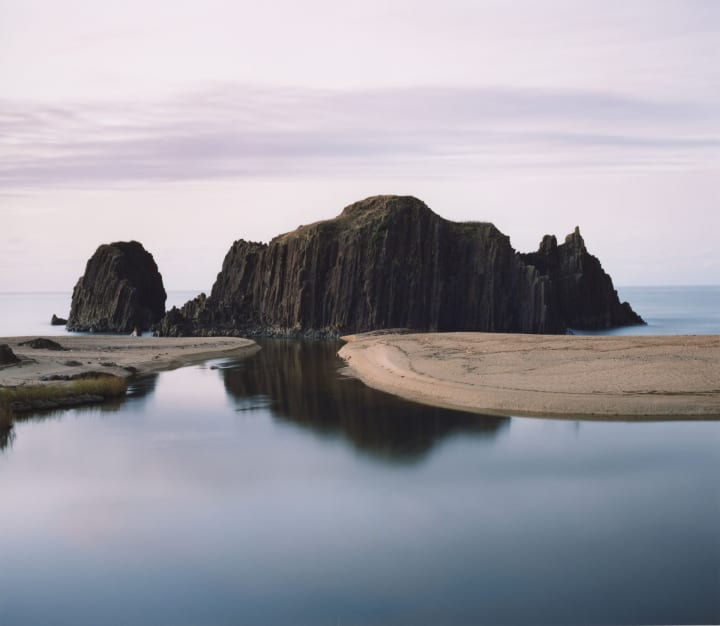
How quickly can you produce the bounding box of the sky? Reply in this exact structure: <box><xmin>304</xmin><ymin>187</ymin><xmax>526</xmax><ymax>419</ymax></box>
<box><xmin>1</xmin><ymin>0</ymin><xmax>719</xmax><ymax>293</ymax></box>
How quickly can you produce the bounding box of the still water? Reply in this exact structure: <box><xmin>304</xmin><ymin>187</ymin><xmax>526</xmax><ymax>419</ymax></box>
<box><xmin>0</xmin><ymin>288</ymin><xmax>719</xmax><ymax>625</ymax></box>
<box><xmin>1</xmin><ymin>286</ymin><xmax>719</xmax><ymax>337</ymax></box>
<box><xmin>0</xmin><ymin>290</ymin><xmax>201</xmax><ymax>337</ymax></box>
<box><xmin>577</xmin><ymin>285</ymin><xmax>720</xmax><ymax>336</ymax></box>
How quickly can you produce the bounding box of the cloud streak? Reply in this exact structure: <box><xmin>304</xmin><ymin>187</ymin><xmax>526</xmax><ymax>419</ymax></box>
<box><xmin>1</xmin><ymin>84</ymin><xmax>718</xmax><ymax>188</ymax></box>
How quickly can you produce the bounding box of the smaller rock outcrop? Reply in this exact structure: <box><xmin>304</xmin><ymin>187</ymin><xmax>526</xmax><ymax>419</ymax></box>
<box><xmin>18</xmin><ymin>338</ymin><xmax>66</xmax><ymax>351</ymax></box>
<box><xmin>0</xmin><ymin>344</ymin><xmax>20</xmax><ymax>365</ymax></box>
<box><xmin>155</xmin><ymin>293</ymin><xmax>208</xmax><ymax>337</ymax></box>
<box><xmin>67</xmin><ymin>241</ymin><xmax>167</xmax><ymax>333</ymax></box>
<box><xmin>519</xmin><ymin>227</ymin><xmax>644</xmax><ymax>330</ymax></box>
<box><xmin>51</xmin><ymin>314</ymin><xmax>67</xmax><ymax>326</ymax></box>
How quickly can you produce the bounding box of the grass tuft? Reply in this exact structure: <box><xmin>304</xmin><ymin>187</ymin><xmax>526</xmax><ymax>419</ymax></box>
<box><xmin>0</xmin><ymin>376</ymin><xmax>127</xmax><ymax>414</ymax></box>
<box><xmin>0</xmin><ymin>406</ymin><xmax>11</xmax><ymax>430</ymax></box>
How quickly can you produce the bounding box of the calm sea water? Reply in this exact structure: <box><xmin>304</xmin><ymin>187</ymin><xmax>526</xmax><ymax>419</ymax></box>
<box><xmin>1</xmin><ymin>286</ymin><xmax>718</xmax><ymax>337</ymax></box>
<box><xmin>577</xmin><ymin>285</ymin><xmax>720</xmax><ymax>336</ymax></box>
<box><xmin>0</xmin><ymin>290</ymin><xmax>201</xmax><ymax>337</ymax></box>
<box><xmin>0</xmin><ymin>287</ymin><xmax>718</xmax><ymax>625</ymax></box>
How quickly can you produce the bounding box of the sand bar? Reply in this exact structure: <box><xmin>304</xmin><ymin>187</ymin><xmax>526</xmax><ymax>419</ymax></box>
<box><xmin>0</xmin><ymin>335</ymin><xmax>259</xmax><ymax>386</ymax></box>
<box><xmin>339</xmin><ymin>332</ymin><xmax>720</xmax><ymax>419</ymax></box>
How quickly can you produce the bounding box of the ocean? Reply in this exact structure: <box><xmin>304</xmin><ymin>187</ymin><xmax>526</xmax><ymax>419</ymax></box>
<box><xmin>577</xmin><ymin>285</ymin><xmax>720</xmax><ymax>336</ymax></box>
<box><xmin>1</xmin><ymin>286</ymin><xmax>719</xmax><ymax>337</ymax></box>
<box><xmin>0</xmin><ymin>286</ymin><xmax>718</xmax><ymax>625</ymax></box>
<box><xmin>0</xmin><ymin>290</ymin><xmax>202</xmax><ymax>337</ymax></box>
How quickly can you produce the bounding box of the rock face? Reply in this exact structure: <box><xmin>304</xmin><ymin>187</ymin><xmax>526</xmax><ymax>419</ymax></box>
<box><xmin>68</xmin><ymin>241</ymin><xmax>166</xmax><ymax>333</ymax></box>
<box><xmin>519</xmin><ymin>228</ymin><xmax>642</xmax><ymax>330</ymax></box>
<box><xmin>159</xmin><ymin>195</ymin><xmax>643</xmax><ymax>337</ymax></box>
<box><xmin>158</xmin><ymin>293</ymin><xmax>208</xmax><ymax>337</ymax></box>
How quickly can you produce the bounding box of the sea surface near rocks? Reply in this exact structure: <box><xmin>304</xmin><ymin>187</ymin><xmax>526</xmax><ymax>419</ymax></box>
<box><xmin>573</xmin><ymin>285</ymin><xmax>720</xmax><ymax>336</ymax></box>
<box><xmin>0</xmin><ymin>291</ymin><xmax>200</xmax><ymax>337</ymax></box>
<box><xmin>0</xmin><ymin>286</ymin><xmax>718</xmax><ymax>625</ymax></box>
<box><xmin>2</xmin><ymin>287</ymin><xmax>716</xmax><ymax>338</ymax></box>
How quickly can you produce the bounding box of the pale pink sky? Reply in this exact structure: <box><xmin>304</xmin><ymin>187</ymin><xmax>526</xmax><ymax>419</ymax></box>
<box><xmin>1</xmin><ymin>0</ymin><xmax>718</xmax><ymax>291</ymax></box>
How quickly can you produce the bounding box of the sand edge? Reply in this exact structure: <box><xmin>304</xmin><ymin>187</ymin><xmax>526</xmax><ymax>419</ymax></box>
<box><xmin>338</xmin><ymin>332</ymin><xmax>720</xmax><ymax>420</ymax></box>
<box><xmin>0</xmin><ymin>335</ymin><xmax>260</xmax><ymax>387</ymax></box>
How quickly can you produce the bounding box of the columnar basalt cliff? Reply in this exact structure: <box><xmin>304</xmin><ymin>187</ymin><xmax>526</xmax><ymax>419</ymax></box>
<box><xmin>519</xmin><ymin>228</ymin><xmax>641</xmax><ymax>330</ymax></box>
<box><xmin>67</xmin><ymin>241</ymin><xmax>167</xmax><ymax>333</ymax></box>
<box><xmin>158</xmin><ymin>195</ymin><xmax>643</xmax><ymax>337</ymax></box>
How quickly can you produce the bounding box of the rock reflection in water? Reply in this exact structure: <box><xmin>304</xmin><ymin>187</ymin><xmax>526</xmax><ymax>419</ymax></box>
<box><xmin>221</xmin><ymin>338</ymin><xmax>509</xmax><ymax>462</ymax></box>
<box><xmin>125</xmin><ymin>372</ymin><xmax>159</xmax><ymax>403</ymax></box>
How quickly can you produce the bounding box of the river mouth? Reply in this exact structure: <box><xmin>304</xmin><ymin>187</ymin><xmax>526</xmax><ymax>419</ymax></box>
<box><xmin>1</xmin><ymin>338</ymin><xmax>718</xmax><ymax>625</ymax></box>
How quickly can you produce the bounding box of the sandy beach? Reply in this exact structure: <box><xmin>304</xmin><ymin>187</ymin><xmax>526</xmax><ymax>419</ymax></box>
<box><xmin>339</xmin><ymin>332</ymin><xmax>720</xmax><ymax>419</ymax></box>
<box><xmin>0</xmin><ymin>335</ymin><xmax>259</xmax><ymax>386</ymax></box>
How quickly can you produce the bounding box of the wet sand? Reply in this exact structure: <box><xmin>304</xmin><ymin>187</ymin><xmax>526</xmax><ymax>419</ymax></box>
<box><xmin>339</xmin><ymin>332</ymin><xmax>720</xmax><ymax>419</ymax></box>
<box><xmin>0</xmin><ymin>336</ymin><xmax>259</xmax><ymax>386</ymax></box>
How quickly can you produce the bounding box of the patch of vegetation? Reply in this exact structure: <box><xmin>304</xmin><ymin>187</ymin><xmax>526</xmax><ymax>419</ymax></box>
<box><xmin>0</xmin><ymin>406</ymin><xmax>12</xmax><ymax>430</ymax></box>
<box><xmin>0</xmin><ymin>376</ymin><xmax>127</xmax><ymax>415</ymax></box>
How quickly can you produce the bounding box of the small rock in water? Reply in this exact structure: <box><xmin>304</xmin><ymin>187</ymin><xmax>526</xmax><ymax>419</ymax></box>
<box><xmin>51</xmin><ymin>314</ymin><xmax>68</xmax><ymax>326</ymax></box>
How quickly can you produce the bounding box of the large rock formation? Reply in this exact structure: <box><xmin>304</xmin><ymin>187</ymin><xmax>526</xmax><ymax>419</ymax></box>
<box><xmin>158</xmin><ymin>195</ymin><xmax>643</xmax><ymax>337</ymax></box>
<box><xmin>67</xmin><ymin>241</ymin><xmax>166</xmax><ymax>333</ymax></box>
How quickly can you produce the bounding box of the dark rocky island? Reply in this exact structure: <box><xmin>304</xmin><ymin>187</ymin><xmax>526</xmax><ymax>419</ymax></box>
<box><xmin>67</xmin><ymin>241</ymin><xmax>167</xmax><ymax>333</ymax></box>
<box><xmin>158</xmin><ymin>195</ymin><xmax>643</xmax><ymax>337</ymax></box>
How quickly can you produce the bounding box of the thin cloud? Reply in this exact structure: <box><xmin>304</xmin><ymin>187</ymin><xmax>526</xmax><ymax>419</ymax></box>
<box><xmin>1</xmin><ymin>84</ymin><xmax>718</xmax><ymax>187</ymax></box>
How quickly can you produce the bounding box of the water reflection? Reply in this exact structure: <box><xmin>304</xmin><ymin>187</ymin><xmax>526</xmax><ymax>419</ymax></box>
<box><xmin>125</xmin><ymin>373</ymin><xmax>159</xmax><ymax>402</ymax></box>
<box><xmin>1</xmin><ymin>340</ymin><xmax>718</xmax><ymax>625</ymax></box>
<box><xmin>0</xmin><ymin>419</ymin><xmax>13</xmax><ymax>451</ymax></box>
<box><xmin>0</xmin><ymin>400</ymin><xmax>129</xmax><ymax>452</ymax></box>
<box><xmin>0</xmin><ymin>373</ymin><xmax>159</xmax><ymax>452</ymax></box>
<box><xmin>221</xmin><ymin>338</ymin><xmax>509</xmax><ymax>462</ymax></box>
